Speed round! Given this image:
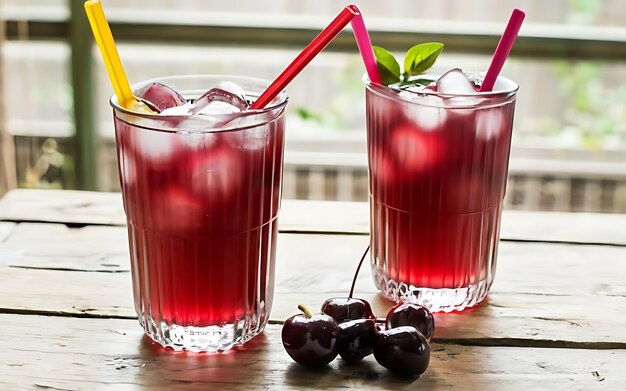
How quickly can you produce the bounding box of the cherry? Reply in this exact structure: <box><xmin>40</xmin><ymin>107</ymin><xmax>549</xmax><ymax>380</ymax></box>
<box><xmin>373</xmin><ymin>326</ymin><xmax>430</xmax><ymax>376</ymax></box>
<box><xmin>281</xmin><ymin>304</ymin><xmax>338</xmax><ymax>368</ymax></box>
<box><xmin>336</xmin><ymin>318</ymin><xmax>378</xmax><ymax>363</ymax></box>
<box><xmin>321</xmin><ymin>297</ymin><xmax>375</xmax><ymax>323</ymax></box>
<box><xmin>386</xmin><ymin>302</ymin><xmax>435</xmax><ymax>341</ymax></box>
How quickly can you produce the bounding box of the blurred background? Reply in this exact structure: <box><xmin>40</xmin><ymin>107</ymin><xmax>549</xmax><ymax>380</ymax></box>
<box><xmin>1</xmin><ymin>0</ymin><xmax>625</xmax><ymax>212</ymax></box>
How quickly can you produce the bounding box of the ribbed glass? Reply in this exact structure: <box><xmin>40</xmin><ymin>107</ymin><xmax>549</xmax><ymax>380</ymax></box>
<box><xmin>111</xmin><ymin>75</ymin><xmax>287</xmax><ymax>351</ymax></box>
<box><xmin>365</xmin><ymin>77</ymin><xmax>517</xmax><ymax>312</ymax></box>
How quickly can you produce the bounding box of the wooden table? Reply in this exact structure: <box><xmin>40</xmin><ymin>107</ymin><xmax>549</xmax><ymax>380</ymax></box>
<box><xmin>1</xmin><ymin>189</ymin><xmax>625</xmax><ymax>390</ymax></box>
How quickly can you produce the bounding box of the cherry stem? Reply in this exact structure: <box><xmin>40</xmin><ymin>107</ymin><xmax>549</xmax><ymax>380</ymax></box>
<box><xmin>298</xmin><ymin>304</ymin><xmax>313</xmax><ymax>319</ymax></box>
<box><xmin>349</xmin><ymin>243</ymin><xmax>371</xmax><ymax>299</ymax></box>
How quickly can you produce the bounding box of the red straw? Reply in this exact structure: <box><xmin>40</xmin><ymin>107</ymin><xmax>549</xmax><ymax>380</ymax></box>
<box><xmin>252</xmin><ymin>6</ymin><xmax>376</xmax><ymax>110</ymax></box>
<box><xmin>479</xmin><ymin>8</ymin><xmax>525</xmax><ymax>92</ymax></box>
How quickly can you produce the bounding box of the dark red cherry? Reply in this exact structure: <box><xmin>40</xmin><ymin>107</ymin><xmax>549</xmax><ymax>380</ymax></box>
<box><xmin>373</xmin><ymin>326</ymin><xmax>430</xmax><ymax>376</ymax></box>
<box><xmin>386</xmin><ymin>302</ymin><xmax>435</xmax><ymax>341</ymax></box>
<box><xmin>321</xmin><ymin>297</ymin><xmax>375</xmax><ymax>323</ymax></box>
<box><xmin>281</xmin><ymin>305</ymin><xmax>338</xmax><ymax>367</ymax></box>
<box><xmin>336</xmin><ymin>318</ymin><xmax>378</xmax><ymax>363</ymax></box>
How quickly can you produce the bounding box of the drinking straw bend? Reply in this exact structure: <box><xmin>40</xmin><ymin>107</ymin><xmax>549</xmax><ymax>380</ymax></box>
<box><xmin>479</xmin><ymin>8</ymin><xmax>526</xmax><ymax>92</ymax></box>
<box><xmin>251</xmin><ymin>5</ymin><xmax>381</xmax><ymax>109</ymax></box>
<box><xmin>348</xmin><ymin>5</ymin><xmax>382</xmax><ymax>84</ymax></box>
<box><xmin>250</xmin><ymin>7</ymin><xmax>354</xmax><ymax>109</ymax></box>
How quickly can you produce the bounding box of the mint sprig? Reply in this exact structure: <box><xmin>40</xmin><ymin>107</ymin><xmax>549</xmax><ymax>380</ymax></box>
<box><xmin>373</xmin><ymin>42</ymin><xmax>444</xmax><ymax>86</ymax></box>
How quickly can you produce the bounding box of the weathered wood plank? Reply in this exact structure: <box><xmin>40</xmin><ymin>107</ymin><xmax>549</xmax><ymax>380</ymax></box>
<box><xmin>1</xmin><ymin>223</ymin><xmax>625</xmax><ymax>297</ymax></box>
<box><xmin>501</xmin><ymin>209</ymin><xmax>626</xmax><ymax>246</ymax></box>
<box><xmin>0</xmin><ymin>222</ymin><xmax>129</xmax><ymax>272</ymax></box>
<box><xmin>3</xmin><ymin>267</ymin><xmax>622</xmax><ymax>348</ymax></box>
<box><xmin>1</xmin><ymin>223</ymin><xmax>626</xmax><ymax>347</ymax></box>
<box><xmin>0</xmin><ymin>314</ymin><xmax>623</xmax><ymax>390</ymax></box>
<box><xmin>2</xmin><ymin>189</ymin><xmax>626</xmax><ymax>245</ymax></box>
<box><xmin>0</xmin><ymin>189</ymin><xmax>126</xmax><ymax>225</ymax></box>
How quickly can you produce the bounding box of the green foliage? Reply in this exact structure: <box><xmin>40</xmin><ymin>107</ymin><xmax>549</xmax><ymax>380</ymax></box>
<box><xmin>569</xmin><ymin>0</ymin><xmax>602</xmax><ymax>16</ymax></box>
<box><xmin>296</xmin><ymin>107</ymin><xmax>323</xmax><ymax>123</ymax></box>
<box><xmin>372</xmin><ymin>46</ymin><xmax>401</xmax><ymax>85</ymax></box>
<box><xmin>550</xmin><ymin>61</ymin><xmax>626</xmax><ymax>149</ymax></box>
<box><xmin>372</xmin><ymin>43</ymin><xmax>444</xmax><ymax>85</ymax></box>
<box><xmin>291</xmin><ymin>56</ymin><xmax>367</xmax><ymax>133</ymax></box>
<box><xmin>403</xmin><ymin>43</ymin><xmax>444</xmax><ymax>78</ymax></box>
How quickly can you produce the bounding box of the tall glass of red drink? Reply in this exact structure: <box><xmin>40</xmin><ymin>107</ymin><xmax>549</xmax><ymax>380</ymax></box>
<box><xmin>365</xmin><ymin>74</ymin><xmax>518</xmax><ymax>312</ymax></box>
<box><xmin>111</xmin><ymin>75</ymin><xmax>287</xmax><ymax>351</ymax></box>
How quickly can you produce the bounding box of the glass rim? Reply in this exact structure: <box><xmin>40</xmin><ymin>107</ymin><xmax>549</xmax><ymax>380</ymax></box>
<box><xmin>109</xmin><ymin>74</ymin><xmax>289</xmax><ymax>123</ymax></box>
<box><xmin>363</xmin><ymin>73</ymin><xmax>518</xmax><ymax>108</ymax></box>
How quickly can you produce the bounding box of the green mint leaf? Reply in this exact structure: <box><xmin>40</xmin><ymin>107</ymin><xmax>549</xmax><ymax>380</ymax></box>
<box><xmin>373</xmin><ymin>46</ymin><xmax>401</xmax><ymax>85</ymax></box>
<box><xmin>403</xmin><ymin>42</ymin><xmax>444</xmax><ymax>76</ymax></box>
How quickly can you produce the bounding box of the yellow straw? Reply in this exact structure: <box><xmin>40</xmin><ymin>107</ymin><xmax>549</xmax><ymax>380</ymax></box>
<box><xmin>84</xmin><ymin>0</ymin><xmax>150</xmax><ymax>112</ymax></box>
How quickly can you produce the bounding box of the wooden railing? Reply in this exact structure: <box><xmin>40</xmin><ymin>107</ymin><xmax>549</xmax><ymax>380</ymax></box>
<box><xmin>3</xmin><ymin>2</ymin><xmax>626</xmax><ymax>212</ymax></box>
<box><xmin>4</xmin><ymin>4</ymin><xmax>626</xmax><ymax>190</ymax></box>
<box><xmin>80</xmin><ymin>138</ymin><xmax>626</xmax><ymax>213</ymax></box>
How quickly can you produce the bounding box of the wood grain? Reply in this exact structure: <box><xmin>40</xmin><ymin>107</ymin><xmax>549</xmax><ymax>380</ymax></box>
<box><xmin>0</xmin><ymin>189</ymin><xmax>126</xmax><ymax>225</ymax></box>
<box><xmin>2</xmin><ymin>189</ymin><xmax>626</xmax><ymax>245</ymax></box>
<box><xmin>0</xmin><ymin>314</ymin><xmax>623</xmax><ymax>391</ymax></box>
<box><xmin>2</xmin><ymin>223</ymin><xmax>625</xmax><ymax>297</ymax></box>
<box><xmin>1</xmin><ymin>223</ymin><xmax>626</xmax><ymax>347</ymax></box>
<box><xmin>1</xmin><ymin>190</ymin><xmax>625</xmax><ymax>389</ymax></box>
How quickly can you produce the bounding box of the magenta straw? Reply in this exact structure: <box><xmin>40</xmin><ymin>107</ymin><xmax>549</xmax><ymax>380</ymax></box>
<box><xmin>479</xmin><ymin>8</ymin><xmax>526</xmax><ymax>92</ymax></box>
<box><xmin>348</xmin><ymin>5</ymin><xmax>382</xmax><ymax>84</ymax></box>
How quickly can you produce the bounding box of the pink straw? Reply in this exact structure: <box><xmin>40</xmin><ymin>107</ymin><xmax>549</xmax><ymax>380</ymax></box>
<box><xmin>251</xmin><ymin>5</ymin><xmax>381</xmax><ymax>109</ymax></box>
<box><xmin>479</xmin><ymin>8</ymin><xmax>526</xmax><ymax>92</ymax></box>
<box><xmin>348</xmin><ymin>5</ymin><xmax>382</xmax><ymax>84</ymax></box>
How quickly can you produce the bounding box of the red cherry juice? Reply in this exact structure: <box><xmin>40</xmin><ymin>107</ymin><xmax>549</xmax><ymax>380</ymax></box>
<box><xmin>365</xmin><ymin>79</ymin><xmax>517</xmax><ymax>311</ymax></box>
<box><xmin>113</xmin><ymin>87</ymin><xmax>286</xmax><ymax>346</ymax></box>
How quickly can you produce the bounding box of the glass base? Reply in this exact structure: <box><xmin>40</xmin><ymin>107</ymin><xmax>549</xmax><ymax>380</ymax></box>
<box><xmin>373</xmin><ymin>267</ymin><xmax>491</xmax><ymax>313</ymax></box>
<box><xmin>139</xmin><ymin>316</ymin><xmax>265</xmax><ymax>352</ymax></box>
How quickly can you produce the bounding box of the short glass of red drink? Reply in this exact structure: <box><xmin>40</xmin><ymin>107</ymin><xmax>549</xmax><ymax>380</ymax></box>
<box><xmin>365</xmin><ymin>74</ymin><xmax>518</xmax><ymax>312</ymax></box>
<box><xmin>111</xmin><ymin>75</ymin><xmax>287</xmax><ymax>351</ymax></box>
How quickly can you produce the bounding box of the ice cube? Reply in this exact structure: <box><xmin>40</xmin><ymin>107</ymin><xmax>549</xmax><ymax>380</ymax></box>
<box><xmin>135</xmin><ymin>82</ymin><xmax>186</xmax><ymax>112</ymax></box>
<box><xmin>153</xmin><ymin>187</ymin><xmax>206</xmax><ymax>232</ymax></box>
<box><xmin>160</xmin><ymin>103</ymin><xmax>192</xmax><ymax>116</ymax></box>
<box><xmin>391</xmin><ymin>124</ymin><xmax>442</xmax><ymax>174</ymax></box>
<box><xmin>437</xmin><ymin>68</ymin><xmax>486</xmax><ymax>110</ymax></box>
<box><xmin>227</xmin><ymin>125</ymin><xmax>270</xmax><ymax>152</ymax></box>
<box><xmin>196</xmin><ymin>101</ymin><xmax>241</xmax><ymax>116</ymax></box>
<box><xmin>191</xmin><ymin>87</ymin><xmax>249</xmax><ymax>115</ymax></box>
<box><xmin>180</xmin><ymin>132</ymin><xmax>218</xmax><ymax>150</ymax></box>
<box><xmin>475</xmin><ymin>108</ymin><xmax>505</xmax><ymax>140</ymax></box>
<box><xmin>399</xmin><ymin>91</ymin><xmax>447</xmax><ymax>132</ymax></box>
<box><xmin>133</xmin><ymin>129</ymin><xmax>179</xmax><ymax>162</ymax></box>
<box><xmin>436</xmin><ymin>68</ymin><xmax>478</xmax><ymax>95</ymax></box>
<box><xmin>218</xmin><ymin>81</ymin><xmax>248</xmax><ymax>103</ymax></box>
<box><xmin>190</xmin><ymin>147</ymin><xmax>243</xmax><ymax>199</ymax></box>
